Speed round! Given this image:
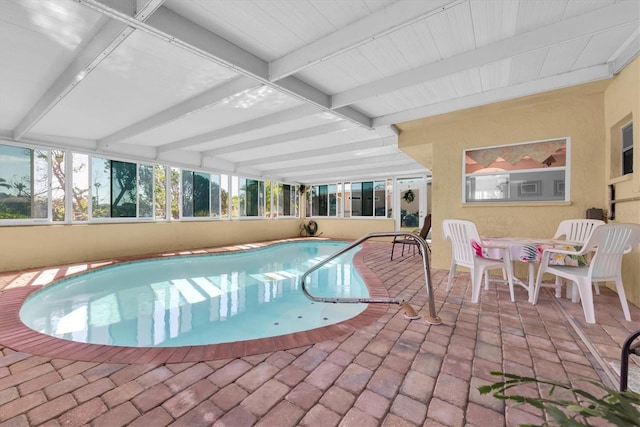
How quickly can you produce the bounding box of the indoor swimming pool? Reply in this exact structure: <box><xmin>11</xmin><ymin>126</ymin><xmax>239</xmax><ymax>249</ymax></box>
<box><xmin>19</xmin><ymin>241</ymin><xmax>369</xmax><ymax>347</ymax></box>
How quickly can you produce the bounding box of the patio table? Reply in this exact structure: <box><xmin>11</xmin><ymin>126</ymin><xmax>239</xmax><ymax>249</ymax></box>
<box><xmin>472</xmin><ymin>237</ymin><xmax>587</xmax><ymax>303</ymax></box>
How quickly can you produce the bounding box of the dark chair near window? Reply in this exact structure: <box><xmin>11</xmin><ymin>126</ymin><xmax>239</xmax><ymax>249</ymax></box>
<box><xmin>391</xmin><ymin>214</ymin><xmax>431</xmax><ymax>260</ymax></box>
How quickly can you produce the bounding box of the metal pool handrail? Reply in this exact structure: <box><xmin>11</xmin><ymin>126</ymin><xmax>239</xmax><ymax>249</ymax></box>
<box><xmin>300</xmin><ymin>232</ymin><xmax>441</xmax><ymax>324</ymax></box>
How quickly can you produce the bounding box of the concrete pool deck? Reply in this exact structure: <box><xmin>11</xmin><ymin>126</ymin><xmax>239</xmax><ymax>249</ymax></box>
<box><xmin>1</xmin><ymin>239</ymin><xmax>638</xmax><ymax>426</ymax></box>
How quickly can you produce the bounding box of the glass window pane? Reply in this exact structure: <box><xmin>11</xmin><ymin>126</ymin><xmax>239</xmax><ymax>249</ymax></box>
<box><xmin>362</xmin><ymin>181</ymin><xmax>373</xmax><ymax>216</ymax></box>
<box><xmin>328</xmin><ymin>184</ymin><xmax>337</xmax><ymax>217</ymax></box>
<box><xmin>32</xmin><ymin>150</ymin><xmax>48</xmax><ymax>219</ymax></box>
<box><xmin>238</xmin><ymin>177</ymin><xmax>246</xmax><ymax>217</ymax></box>
<box><xmin>265</xmin><ymin>181</ymin><xmax>273</xmax><ymax>217</ymax></box>
<box><xmin>194</xmin><ymin>172</ymin><xmax>210</xmax><ymax>217</ymax></box>
<box><xmin>374</xmin><ymin>181</ymin><xmax>385</xmax><ymax>217</ymax></box>
<box><xmin>154</xmin><ymin>165</ymin><xmax>166</xmax><ymax>220</ymax></box>
<box><xmin>111</xmin><ymin>161</ymin><xmax>137</xmax><ymax>218</ymax></box>
<box><xmin>220</xmin><ymin>174</ymin><xmax>229</xmax><ymax>218</ymax></box>
<box><xmin>0</xmin><ymin>144</ymin><xmax>32</xmax><ymax>219</ymax></box>
<box><xmin>211</xmin><ymin>174</ymin><xmax>220</xmax><ymax>218</ymax></box>
<box><xmin>138</xmin><ymin>165</ymin><xmax>153</xmax><ymax>218</ymax></box>
<box><xmin>182</xmin><ymin>170</ymin><xmax>194</xmax><ymax>217</ymax></box>
<box><xmin>464</xmin><ymin>139</ymin><xmax>568</xmax><ymax>203</ymax></box>
<box><xmin>51</xmin><ymin>150</ymin><xmax>65</xmax><ymax>221</ymax></box>
<box><xmin>291</xmin><ymin>185</ymin><xmax>299</xmax><ymax>217</ymax></box>
<box><xmin>343</xmin><ymin>183</ymin><xmax>351</xmax><ymax>218</ymax></box>
<box><xmin>318</xmin><ymin>185</ymin><xmax>328</xmax><ymax>216</ymax></box>
<box><xmin>258</xmin><ymin>180</ymin><xmax>265</xmax><ymax>217</ymax></box>
<box><xmin>622</xmin><ymin>123</ymin><xmax>633</xmax><ymax>175</ymax></box>
<box><xmin>282</xmin><ymin>184</ymin><xmax>291</xmax><ymax>216</ymax></box>
<box><xmin>351</xmin><ymin>182</ymin><xmax>362</xmax><ymax>216</ymax></box>
<box><xmin>92</xmin><ymin>157</ymin><xmax>110</xmax><ymax>218</ymax></box>
<box><xmin>72</xmin><ymin>153</ymin><xmax>89</xmax><ymax>221</ymax></box>
<box><xmin>243</xmin><ymin>179</ymin><xmax>260</xmax><ymax>217</ymax></box>
<box><xmin>170</xmin><ymin>168</ymin><xmax>180</xmax><ymax>220</ymax></box>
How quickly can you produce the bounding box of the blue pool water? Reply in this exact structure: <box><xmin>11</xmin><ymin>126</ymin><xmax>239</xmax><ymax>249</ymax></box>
<box><xmin>19</xmin><ymin>241</ymin><xmax>368</xmax><ymax>347</ymax></box>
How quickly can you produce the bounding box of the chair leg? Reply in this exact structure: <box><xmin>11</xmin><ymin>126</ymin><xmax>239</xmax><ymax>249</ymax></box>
<box><xmin>612</xmin><ymin>278</ymin><xmax>631</xmax><ymax>321</ymax></box>
<box><xmin>471</xmin><ymin>266</ymin><xmax>485</xmax><ymax>303</ymax></box>
<box><xmin>574</xmin><ymin>277</ymin><xmax>595</xmax><ymax>324</ymax></box>
<box><xmin>532</xmin><ymin>265</ymin><xmax>546</xmax><ymax>305</ymax></box>
<box><xmin>446</xmin><ymin>262</ymin><xmax>457</xmax><ymax>292</ymax></box>
<box><xmin>555</xmin><ymin>277</ymin><xmax>563</xmax><ymax>297</ymax></box>
<box><xmin>593</xmin><ymin>282</ymin><xmax>600</xmax><ymax>295</ymax></box>
<box><xmin>390</xmin><ymin>242</ymin><xmax>396</xmax><ymax>261</ymax></box>
<box><xmin>505</xmin><ymin>262</ymin><xmax>515</xmax><ymax>302</ymax></box>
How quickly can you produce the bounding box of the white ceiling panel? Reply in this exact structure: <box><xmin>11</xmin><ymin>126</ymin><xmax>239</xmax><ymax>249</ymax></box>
<box><xmin>572</xmin><ymin>22</ymin><xmax>640</xmax><ymax>70</ymax></box>
<box><xmin>0</xmin><ymin>0</ymin><xmax>104</xmax><ymax>129</ymax></box>
<box><xmin>1</xmin><ymin>0</ymin><xmax>637</xmax><ymax>183</ymax></box>
<box><xmin>426</xmin><ymin>1</ymin><xmax>475</xmax><ymax>58</ymax></box>
<box><xmin>126</xmin><ymin>87</ymin><xmax>304</xmax><ymax>146</ymax></box>
<box><xmin>539</xmin><ymin>38</ymin><xmax>591</xmax><ymax>78</ymax></box>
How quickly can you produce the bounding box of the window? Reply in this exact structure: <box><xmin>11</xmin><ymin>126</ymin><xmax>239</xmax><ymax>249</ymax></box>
<box><xmin>0</xmin><ymin>142</ymin><xmax>297</xmax><ymax>224</ymax></box>
<box><xmin>91</xmin><ymin>158</ymin><xmax>137</xmax><ymax>218</ymax></box>
<box><xmin>0</xmin><ymin>144</ymin><xmax>50</xmax><ymax>220</ymax></box>
<box><xmin>622</xmin><ymin>122</ymin><xmax>633</xmax><ymax>175</ymax></box>
<box><xmin>239</xmin><ymin>178</ymin><xmax>264</xmax><ymax>217</ymax></box>
<box><xmin>275</xmin><ymin>183</ymin><xmax>298</xmax><ymax>217</ymax></box>
<box><xmin>348</xmin><ymin>180</ymin><xmax>387</xmax><ymax>217</ymax></box>
<box><xmin>307</xmin><ymin>181</ymin><xmax>386</xmax><ymax>218</ymax></box>
<box><xmin>307</xmin><ymin>184</ymin><xmax>340</xmax><ymax>217</ymax></box>
<box><xmin>464</xmin><ymin>138</ymin><xmax>569</xmax><ymax>203</ymax></box>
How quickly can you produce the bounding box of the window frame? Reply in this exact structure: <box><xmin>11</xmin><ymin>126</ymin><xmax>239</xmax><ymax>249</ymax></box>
<box><xmin>463</xmin><ymin>138</ymin><xmax>570</xmax><ymax>204</ymax></box>
<box><xmin>622</xmin><ymin>121</ymin><xmax>633</xmax><ymax>176</ymax></box>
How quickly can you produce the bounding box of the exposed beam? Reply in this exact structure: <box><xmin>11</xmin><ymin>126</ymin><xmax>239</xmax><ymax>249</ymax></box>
<box><xmin>14</xmin><ymin>0</ymin><xmax>164</xmax><ymax>140</ymax></box>
<box><xmin>374</xmin><ymin>64</ymin><xmax>612</xmax><ymax>127</ymax></box>
<box><xmin>294</xmin><ymin>165</ymin><xmax>429</xmax><ymax>184</ymax></box>
<box><xmin>279</xmin><ymin>158</ymin><xmax>415</xmax><ymax>178</ymax></box>
<box><xmin>264</xmin><ymin>153</ymin><xmax>410</xmax><ymax>175</ymax></box>
<box><xmin>157</xmin><ymin>104</ymin><xmax>319</xmax><ymax>153</ymax></box>
<box><xmin>98</xmin><ymin>76</ymin><xmax>260</xmax><ymax>148</ymax></box>
<box><xmin>332</xmin><ymin>0</ymin><xmax>640</xmax><ymax>108</ymax></box>
<box><xmin>236</xmin><ymin>136</ymin><xmax>398</xmax><ymax>167</ymax></box>
<box><xmin>80</xmin><ymin>1</ymin><xmax>372</xmax><ymax>128</ymax></box>
<box><xmin>607</xmin><ymin>27</ymin><xmax>640</xmax><ymax>74</ymax></box>
<box><xmin>268</xmin><ymin>0</ymin><xmax>458</xmax><ymax>81</ymax></box>
<box><xmin>204</xmin><ymin>122</ymin><xmax>354</xmax><ymax>157</ymax></box>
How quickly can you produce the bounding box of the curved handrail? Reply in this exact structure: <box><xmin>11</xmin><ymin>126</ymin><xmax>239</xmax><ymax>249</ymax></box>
<box><xmin>300</xmin><ymin>232</ymin><xmax>441</xmax><ymax>324</ymax></box>
<box><xmin>620</xmin><ymin>329</ymin><xmax>640</xmax><ymax>391</ymax></box>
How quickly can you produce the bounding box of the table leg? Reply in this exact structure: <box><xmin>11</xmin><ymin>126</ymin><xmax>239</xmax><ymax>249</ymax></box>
<box><xmin>527</xmin><ymin>262</ymin><xmax>535</xmax><ymax>303</ymax></box>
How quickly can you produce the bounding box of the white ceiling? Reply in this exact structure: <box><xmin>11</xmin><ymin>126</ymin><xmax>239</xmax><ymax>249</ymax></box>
<box><xmin>1</xmin><ymin>0</ymin><xmax>638</xmax><ymax>184</ymax></box>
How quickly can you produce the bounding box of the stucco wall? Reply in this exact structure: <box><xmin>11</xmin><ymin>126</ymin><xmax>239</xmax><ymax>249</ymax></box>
<box><xmin>604</xmin><ymin>56</ymin><xmax>640</xmax><ymax>305</ymax></box>
<box><xmin>397</xmin><ymin>68</ymin><xmax>640</xmax><ymax>309</ymax></box>
<box><xmin>0</xmin><ymin>218</ymin><xmax>395</xmax><ymax>272</ymax></box>
<box><xmin>305</xmin><ymin>218</ymin><xmax>395</xmax><ymax>240</ymax></box>
<box><xmin>0</xmin><ymin>220</ymin><xmax>302</xmax><ymax>272</ymax></box>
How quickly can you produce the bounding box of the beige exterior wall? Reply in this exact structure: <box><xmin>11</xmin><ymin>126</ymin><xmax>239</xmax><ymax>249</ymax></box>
<box><xmin>0</xmin><ymin>220</ymin><xmax>301</xmax><ymax>272</ymax></box>
<box><xmin>397</xmin><ymin>59</ymin><xmax>640</xmax><ymax>308</ymax></box>
<box><xmin>307</xmin><ymin>218</ymin><xmax>395</xmax><ymax>240</ymax></box>
<box><xmin>603</xmin><ymin>56</ymin><xmax>640</xmax><ymax>305</ymax></box>
<box><xmin>0</xmin><ymin>217</ymin><xmax>395</xmax><ymax>272</ymax></box>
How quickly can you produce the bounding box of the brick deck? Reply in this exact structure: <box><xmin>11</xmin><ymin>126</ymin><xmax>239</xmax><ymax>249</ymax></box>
<box><xmin>1</xmin><ymin>240</ymin><xmax>638</xmax><ymax>426</ymax></box>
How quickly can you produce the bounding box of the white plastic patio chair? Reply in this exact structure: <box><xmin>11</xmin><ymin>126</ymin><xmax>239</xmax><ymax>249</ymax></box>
<box><xmin>553</xmin><ymin>219</ymin><xmax>605</xmax><ymax>242</ymax></box>
<box><xmin>442</xmin><ymin>219</ymin><xmax>515</xmax><ymax>303</ymax></box>
<box><xmin>551</xmin><ymin>219</ymin><xmax>605</xmax><ymax>297</ymax></box>
<box><xmin>533</xmin><ymin>223</ymin><xmax>640</xmax><ymax>324</ymax></box>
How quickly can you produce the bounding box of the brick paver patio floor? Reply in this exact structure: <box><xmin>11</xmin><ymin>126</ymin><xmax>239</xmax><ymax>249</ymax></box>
<box><xmin>1</xmin><ymin>240</ymin><xmax>638</xmax><ymax>426</ymax></box>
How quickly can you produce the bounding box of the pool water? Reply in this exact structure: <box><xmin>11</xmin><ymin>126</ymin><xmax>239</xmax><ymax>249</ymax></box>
<box><xmin>19</xmin><ymin>241</ymin><xmax>369</xmax><ymax>347</ymax></box>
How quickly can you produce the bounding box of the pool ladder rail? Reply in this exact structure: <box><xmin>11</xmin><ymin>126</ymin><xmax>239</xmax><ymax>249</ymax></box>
<box><xmin>300</xmin><ymin>232</ymin><xmax>442</xmax><ymax>325</ymax></box>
